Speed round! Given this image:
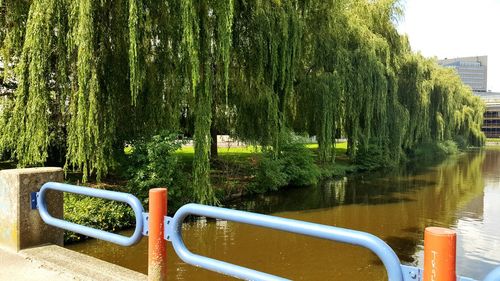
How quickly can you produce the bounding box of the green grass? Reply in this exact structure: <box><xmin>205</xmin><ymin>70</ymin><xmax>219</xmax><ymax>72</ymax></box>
<box><xmin>175</xmin><ymin>146</ymin><xmax>261</xmax><ymax>165</ymax></box>
<box><xmin>486</xmin><ymin>138</ymin><xmax>500</xmax><ymax>142</ymax></box>
<box><xmin>176</xmin><ymin>142</ymin><xmax>349</xmax><ymax>162</ymax></box>
<box><xmin>305</xmin><ymin>141</ymin><xmax>348</xmax><ymax>154</ymax></box>
<box><xmin>174</xmin><ymin>141</ymin><xmax>351</xmax><ymax>177</ymax></box>
<box><xmin>176</xmin><ymin>145</ymin><xmax>260</xmax><ymax>155</ymax></box>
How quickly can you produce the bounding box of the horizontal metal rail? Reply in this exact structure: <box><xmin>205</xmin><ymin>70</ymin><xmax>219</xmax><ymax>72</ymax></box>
<box><xmin>484</xmin><ymin>267</ymin><xmax>500</xmax><ymax>281</ymax></box>
<box><xmin>35</xmin><ymin>182</ymin><xmax>144</xmax><ymax>246</ymax></box>
<box><xmin>167</xmin><ymin>203</ymin><xmax>405</xmax><ymax>281</ymax></box>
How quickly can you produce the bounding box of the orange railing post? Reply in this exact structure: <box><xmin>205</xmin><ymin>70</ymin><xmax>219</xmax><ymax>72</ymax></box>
<box><xmin>148</xmin><ymin>188</ymin><xmax>167</xmax><ymax>281</ymax></box>
<box><xmin>423</xmin><ymin>227</ymin><xmax>456</xmax><ymax>281</ymax></box>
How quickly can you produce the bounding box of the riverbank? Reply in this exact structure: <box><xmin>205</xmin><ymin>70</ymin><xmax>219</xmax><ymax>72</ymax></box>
<box><xmin>0</xmin><ymin>140</ymin><xmax>470</xmax><ymax>243</ymax></box>
<box><xmin>62</xmin><ymin>141</ymin><xmax>352</xmax><ymax>243</ymax></box>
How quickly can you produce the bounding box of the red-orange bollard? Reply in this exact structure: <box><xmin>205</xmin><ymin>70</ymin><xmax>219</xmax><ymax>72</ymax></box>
<box><xmin>423</xmin><ymin>227</ymin><xmax>456</xmax><ymax>281</ymax></box>
<box><xmin>148</xmin><ymin>188</ymin><xmax>167</xmax><ymax>281</ymax></box>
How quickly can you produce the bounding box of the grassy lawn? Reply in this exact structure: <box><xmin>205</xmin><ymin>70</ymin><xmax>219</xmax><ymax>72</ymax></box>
<box><xmin>305</xmin><ymin>141</ymin><xmax>348</xmax><ymax>154</ymax></box>
<box><xmin>174</xmin><ymin>141</ymin><xmax>351</xmax><ymax>194</ymax></box>
<box><xmin>177</xmin><ymin>141</ymin><xmax>348</xmax><ymax>158</ymax></box>
<box><xmin>486</xmin><ymin>138</ymin><xmax>500</xmax><ymax>142</ymax></box>
<box><xmin>175</xmin><ymin>142</ymin><xmax>350</xmax><ymax>169</ymax></box>
<box><xmin>176</xmin><ymin>145</ymin><xmax>260</xmax><ymax>155</ymax></box>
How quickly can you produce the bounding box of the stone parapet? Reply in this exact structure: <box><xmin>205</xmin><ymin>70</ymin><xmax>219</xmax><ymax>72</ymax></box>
<box><xmin>0</xmin><ymin>167</ymin><xmax>64</xmax><ymax>252</ymax></box>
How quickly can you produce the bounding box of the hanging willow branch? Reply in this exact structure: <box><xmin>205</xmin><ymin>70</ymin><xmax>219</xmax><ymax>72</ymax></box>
<box><xmin>5</xmin><ymin>0</ymin><xmax>56</xmax><ymax>166</ymax></box>
<box><xmin>66</xmin><ymin>0</ymin><xmax>111</xmax><ymax>181</ymax></box>
<box><xmin>128</xmin><ymin>0</ymin><xmax>141</xmax><ymax>105</ymax></box>
<box><xmin>181</xmin><ymin>0</ymin><xmax>199</xmax><ymax>97</ymax></box>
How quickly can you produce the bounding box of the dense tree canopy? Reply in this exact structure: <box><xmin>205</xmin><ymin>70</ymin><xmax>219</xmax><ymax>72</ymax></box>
<box><xmin>0</xmin><ymin>0</ymin><xmax>485</xmax><ymax>203</ymax></box>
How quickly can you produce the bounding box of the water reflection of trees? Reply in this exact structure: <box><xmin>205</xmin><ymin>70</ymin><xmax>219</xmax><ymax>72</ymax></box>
<box><xmin>385</xmin><ymin>151</ymin><xmax>486</xmax><ymax>264</ymax></box>
<box><xmin>228</xmin><ymin>151</ymin><xmax>488</xmax><ymax>266</ymax></box>
<box><xmin>231</xmin><ymin>152</ymin><xmax>486</xmax><ymax>217</ymax></box>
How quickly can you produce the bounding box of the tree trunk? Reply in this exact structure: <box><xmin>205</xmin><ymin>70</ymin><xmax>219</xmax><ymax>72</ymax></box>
<box><xmin>210</xmin><ymin>120</ymin><xmax>218</xmax><ymax>159</ymax></box>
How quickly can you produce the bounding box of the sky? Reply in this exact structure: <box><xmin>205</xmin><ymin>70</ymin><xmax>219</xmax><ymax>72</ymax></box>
<box><xmin>397</xmin><ymin>0</ymin><xmax>500</xmax><ymax>92</ymax></box>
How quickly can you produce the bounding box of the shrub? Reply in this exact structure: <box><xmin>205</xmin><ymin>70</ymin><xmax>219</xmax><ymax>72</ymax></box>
<box><xmin>254</xmin><ymin>155</ymin><xmax>287</xmax><ymax>192</ymax></box>
<box><xmin>320</xmin><ymin>162</ymin><xmax>358</xmax><ymax>178</ymax></box>
<box><xmin>281</xmin><ymin>140</ymin><xmax>321</xmax><ymax>186</ymax></box>
<box><xmin>253</xmin><ymin>133</ymin><xmax>320</xmax><ymax>192</ymax></box>
<box><xmin>437</xmin><ymin>140</ymin><xmax>459</xmax><ymax>155</ymax></box>
<box><xmin>64</xmin><ymin>193</ymin><xmax>134</xmax><ymax>243</ymax></box>
<box><xmin>411</xmin><ymin>140</ymin><xmax>459</xmax><ymax>160</ymax></box>
<box><xmin>355</xmin><ymin>142</ymin><xmax>393</xmax><ymax>170</ymax></box>
<box><xmin>125</xmin><ymin>131</ymin><xmax>192</xmax><ymax>211</ymax></box>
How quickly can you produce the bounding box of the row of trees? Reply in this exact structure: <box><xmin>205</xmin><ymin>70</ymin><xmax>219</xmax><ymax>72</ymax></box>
<box><xmin>0</xmin><ymin>0</ymin><xmax>485</xmax><ymax>204</ymax></box>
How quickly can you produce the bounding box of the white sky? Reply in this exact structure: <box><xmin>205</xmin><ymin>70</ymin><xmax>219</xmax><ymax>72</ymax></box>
<box><xmin>397</xmin><ymin>0</ymin><xmax>500</xmax><ymax>92</ymax></box>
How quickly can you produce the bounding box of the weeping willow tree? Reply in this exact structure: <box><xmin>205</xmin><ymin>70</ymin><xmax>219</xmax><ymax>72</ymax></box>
<box><xmin>0</xmin><ymin>0</ymin><xmax>30</xmax><ymax>158</ymax></box>
<box><xmin>1</xmin><ymin>0</ymin><xmax>55</xmax><ymax>166</ymax></box>
<box><xmin>293</xmin><ymin>0</ymin><xmax>483</xmax><ymax>168</ymax></box>
<box><xmin>430</xmin><ymin>64</ymin><xmax>485</xmax><ymax>146</ymax></box>
<box><xmin>292</xmin><ymin>0</ymin><xmax>349</xmax><ymax>163</ymax></box>
<box><xmin>294</xmin><ymin>0</ymin><xmax>408</xmax><ymax>166</ymax></box>
<box><xmin>0</xmin><ymin>0</ymin><xmax>174</xmax><ymax>181</ymax></box>
<box><xmin>398</xmin><ymin>53</ymin><xmax>485</xmax><ymax>152</ymax></box>
<box><xmin>0</xmin><ymin>0</ymin><xmax>486</xmax><ymax>202</ymax></box>
<box><xmin>180</xmin><ymin>0</ymin><xmax>234</xmax><ymax>204</ymax></box>
<box><xmin>231</xmin><ymin>0</ymin><xmax>302</xmax><ymax>154</ymax></box>
<box><xmin>0</xmin><ymin>0</ymin><xmax>236</xmax><ymax>204</ymax></box>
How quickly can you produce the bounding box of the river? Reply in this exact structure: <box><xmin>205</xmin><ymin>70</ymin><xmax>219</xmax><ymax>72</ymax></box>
<box><xmin>67</xmin><ymin>148</ymin><xmax>500</xmax><ymax>280</ymax></box>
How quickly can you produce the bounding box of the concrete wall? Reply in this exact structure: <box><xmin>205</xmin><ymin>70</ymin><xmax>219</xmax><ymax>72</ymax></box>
<box><xmin>0</xmin><ymin>167</ymin><xmax>64</xmax><ymax>252</ymax></box>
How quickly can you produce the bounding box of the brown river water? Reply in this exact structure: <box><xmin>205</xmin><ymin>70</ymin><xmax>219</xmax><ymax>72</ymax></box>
<box><xmin>68</xmin><ymin>149</ymin><xmax>500</xmax><ymax>280</ymax></box>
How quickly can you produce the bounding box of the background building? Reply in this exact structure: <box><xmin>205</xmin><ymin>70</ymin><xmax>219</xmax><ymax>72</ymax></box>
<box><xmin>438</xmin><ymin>56</ymin><xmax>500</xmax><ymax>138</ymax></box>
<box><xmin>482</xmin><ymin>103</ymin><xmax>500</xmax><ymax>138</ymax></box>
<box><xmin>479</xmin><ymin>92</ymin><xmax>500</xmax><ymax>138</ymax></box>
<box><xmin>438</xmin><ymin>56</ymin><xmax>488</xmax><ymax>93</ymax></box>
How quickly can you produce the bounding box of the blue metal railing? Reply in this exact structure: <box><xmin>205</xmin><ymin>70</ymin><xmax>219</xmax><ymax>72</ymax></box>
<box><xmin>34</xmin><ymin>182</ymin><xmax>144</xmax><ymax>246</ymax></box>
<box><xmin>484</xmin><ymin>267</ymin><xmax>500</xmax><ymax>281</ymax></box>
<box><xmin>167</xmin><ymin>203</ymin><xmax>404</xmax><ymax>281</ymax></box>
<box><xmin>31</xmin><ymin>183</ymin><xmax>500</xmax><ymax>281</ymax></box>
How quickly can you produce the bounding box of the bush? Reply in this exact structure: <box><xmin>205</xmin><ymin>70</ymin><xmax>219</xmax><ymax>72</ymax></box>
<box><xmin>320</xmin><ymin>162</ymin><xmax>358</xmax><ymax>178</ymax></box>
<box><xmin>64</xmin><ymin>193</ymin><xmax>134</xmax><ymax>243</ymax></box>
<box><xmin>125</xmin><ymin>131</ymin><xmax>192</xmax><ymax>211</ymax></box>
<box><xmin>281</xmin><ymin>140</ymin><xmax>321</xmax><ymax>186</ymax></box>
<box><xmin>355</xmin><ymin>142</ymin><xmax>393</xmax><ymax>170</ymax></box>
<box><xmin>253</xmin><ymin>133</ymin><xmax>320</xmax><ymax>193</ymax></box>
<box><xmin>453</xmin><ymin>135</ymin><xmax>468</xmax><ymax>149</ymax></box>
<box><xmin>437</xmin><ymin>140</ymin><xmax>459</xmax><ymax>155</ymax></box>
<box><xmin>411</xmin><ymin>140</ymin><xmax>459</xmax><ymax>160</ymax></box>
<box><xmin>64</xmin><ymin>132</ymin><xmax>191</xmax><ymax>243</ymax></box>
<box><xmin>254</xmin><ymin>155</ymin><xmax>287</xmax><ymax>192</ymax></box>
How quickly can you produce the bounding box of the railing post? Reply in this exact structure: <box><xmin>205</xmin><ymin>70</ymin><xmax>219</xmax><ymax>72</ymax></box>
<box><xmin>423</xmin><ymin>227</ymin><xmax>456</xmax><ymax>281</ymax></box>
<box><xmin>148</xmin><ymin>188</ymin><xmax>167</xmax><ymax>281</ymax></box>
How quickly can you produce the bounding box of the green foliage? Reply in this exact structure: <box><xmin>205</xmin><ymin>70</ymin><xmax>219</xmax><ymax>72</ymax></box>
<box><xmin>254</xmin><ymin>155</ymin><xmax>287</xmax><ymax>193</ymax></box>
<box><xmin>125</xmin><ymin>132</ymin><xmax>192</xmax><ymax>210</ymax></box>
<box><xmin>411</xmin><ymin>140</ymin><xmax>459</xmax><ymax>160</ymax></box>
<box><xmin>0</xmin><ymin>0</ymin><xmax>485</xmax><ymax>188</ymax></box>
<box><xmin>319</xmin><ymin>162</ymin><xmax>358</xmax><ymax>178</ymax></box>
<box><xmin>128</xmin><ymin>0</ymin><xmax>142</xmax><ymax>105</ymax></box>
<box><xmin>3</xmin><ymin>0</ymin><xmax>56</xmax><ymax>167</ymax></box>
<box><xmin>355</xmin><ymin>140</ymin><xmax>393</xmax><ymax>170</ymax></box>
<box><xmin>254</xmin><ymin>133</ymin><xmax>320</xmax><ymax>193</ymax></box>
<box><xmin>64</xmin><ymin>193</ymin><xmax>134</xmax><ymax>243</ymax></box>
